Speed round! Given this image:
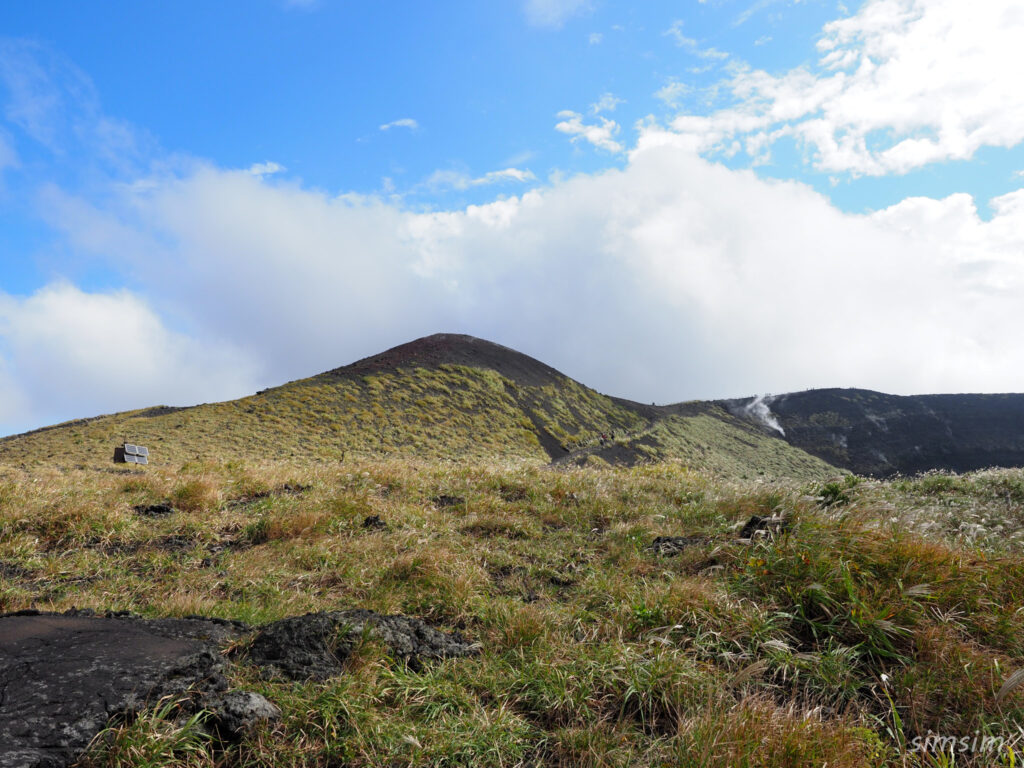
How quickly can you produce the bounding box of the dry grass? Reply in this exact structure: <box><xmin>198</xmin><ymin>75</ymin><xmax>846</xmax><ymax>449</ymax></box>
<box><xmin>1</xmin><ymin>459</ymin><xmax>1023</xmax><ymax>766</ymax></box>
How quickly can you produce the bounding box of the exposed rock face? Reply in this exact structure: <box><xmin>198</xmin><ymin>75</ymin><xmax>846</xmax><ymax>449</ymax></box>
<box><xmin>241</xmin><ymin>610</ymin><xmax>479</xmax><ymax>681</ymax></box>
<box><xmin>0</xmin><ymin>610</ymin><xmax>246</xmax><ymax>768</ymax></box>
<box><xmin>724</xmin><ymin>389</ymin><xmax>1024</xmax><ymax>477</ymax></box>
<box><xmin>0</xmin><ymin>608</ymin><xmax>473</xmax><ymax>767</ymax></box>
<box><xmin>205</xmin><ymin>690</ymin><xmax>281</xmax><ymax>740</ymax></box>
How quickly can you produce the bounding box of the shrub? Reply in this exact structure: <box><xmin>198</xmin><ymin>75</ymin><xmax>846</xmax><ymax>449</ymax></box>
<box><xmin>170</xmin><ymin>479</ymin><xmax>218</xmax><ymax>513</ymax></box>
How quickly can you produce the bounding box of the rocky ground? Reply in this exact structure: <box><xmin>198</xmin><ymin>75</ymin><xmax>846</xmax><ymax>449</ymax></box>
<box><xmin>0</xmin><ymin>609</ymin><xmax>476</xmax><ymax>768</ymax></box>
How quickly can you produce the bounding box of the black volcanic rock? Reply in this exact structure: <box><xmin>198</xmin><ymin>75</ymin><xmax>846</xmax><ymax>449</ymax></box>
<box><xmin>0</xmin><ymin>608</ymin><xmax>477</xmax><ymax>766</ymax></box>
<box><xmin>726</xmin><ymin>389</ymin><xmax>1024</xmax><ymax>477</ymax></box>
<box><xmin>0</xmin><ymin>610</ymin><xmax>248</xmax><ymax>768</ymax></box>
<box><xmin>134</xmin><ymin>502</ymin><xmax>176</xmax><ymax>517</ymax></box>
<box><xmin>433</xmin><ymin>494</ymin><xmax>465</xmax><ymax>508</ymax></box>
<box><xmin>240</xmin><ymin>610</ymin><xmax>478</xmax><ymax>680</ymax></box>
<box><xmin>649</xmin><ymin>536</ymin><xmax>707</xmax><ymax>555</ymax></box>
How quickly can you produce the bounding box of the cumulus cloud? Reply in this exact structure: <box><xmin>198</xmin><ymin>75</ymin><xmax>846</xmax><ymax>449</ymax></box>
<box><xmin>870</xmin><ymin>190</ymin><xmax>1024</xmax><ymax>297</ymax></box>
<box><xmin>43</xmin><ymin>168</ymin><xmax>454</xmax><ymax>387</ymax></box>
<box><xmin>6</xmin><ymin>12</ymin><xmax>1024</xmax><ymax>437</ymax></box>
<box><xmin>29</xmin><ymin>141</ymin><xmax>1024</xmax><ymax>436</ymax></box>
<box><xmin>659</xmin><ymin>0</ymin><xmax>1024</xmax><ymax>175</ymax></box>
<box><xmin>555</xmin><ymin>110</ymin><xmax>624</xmax><ymax>153</ymax></box>
<box><xmin>523</xmin><ymin>0</ymin><xmax>591</xmax><ymax>28</ymax></box>
<box><xmin>0</xmin><ymin>283</ymin><xmax>259</xmax><ymax>434</ymax></box>
<box><xmin>379</xmin><ymin>118</ymin><xmax>418</xmax><ymax>131</ymax></box>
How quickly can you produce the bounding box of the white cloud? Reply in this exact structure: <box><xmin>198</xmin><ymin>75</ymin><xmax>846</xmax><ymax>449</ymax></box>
<box><xmin>32</xmin><ymin>143</ymin><xmax>1024</xmax><ymax>433</ymax></box>
<box><xmin>664</xmin><ymin>20</ymin><xmax>697</xmax><ymax>48</ymax></box>
<box><xmin>735</xmin><ymin>0</ymin><xmax>790</xmax><ymax>26</ymax></box>
<box><xmin>248</xmin><ymin>161</ymin><xmax>285</xmax><ymax>177</ymax></box>
<box><xmin>0</xmin><ymin>40</ymin><xmax>149</xmax><ymax>175</ymax></box>
<box><xmin>698</xmin><ymin>47</ymin><xmax>729</xmax><ymax>60</ymax></box>
<box><xmin>0</xmin><ymin>129</ymin><xmax>16</xmax><ymax>181</ymax></box>
<box><xmin>555</xmin><ymin>110</ymin><xmax>624</xmax><ymax>153</ymax></box>
<box><xmin>0</xmin><ymin>283</ymin><xmax>259</xmax><ymax>433</ymax></box>
<box><xmin>869</xmin><ymin>190</ymin><xmax>1024</xmax><ymax>297</ymax></box>
<box><xmin>664</xmin><ymin>20</ymin><xmax>729</xmax><ymax>60</ymax></box>
<box><xmin>590</xmin><ymin>93</ymin><xmax>623</xmax><ymax>114</ymax></box>
<box><xmin>479</xmin><ymin>167</ymin><xmax>536</xmax><ymax>184</ymax></box>
<box><xmin>502</xmin><ymin>149</ymin><xmax>537</xmax><ymax>167</ymax></box>
<box><xmin>379</xmin><ymin>118</ymin><xmax>418</xmax><ymax>131</ymax></box>
<box><xmin>660</xmin><ymin>0</ymin><xmax>1024</xmax><ymax>175</ymax></box>
<box><xmin>7</xmin><ymin>20</ymin><xmax>1024</xmax><ymax>437</ymax></box>
<box><xmin>655</xmin><ymin>79</ymin><xmax>689</xmax><ymax>107</ymax></box>
<box><xmin>425</xmin><ymin>167</ymin><xmax>537</xmax><ymax>191</ymax></box>
<box><xmin>588</xmin><ymin>32</ymin><xmax>603</xmax><ymax>45</ymax></box>
<box><xmin>37</xmin><ymin>169</ymin><xmax>454</xmax><ymax>406</ymax></box>
<box><xmin>523</xmin><ymin>0</ymin><xmax>591</xmax><ymax>28</ymax></box>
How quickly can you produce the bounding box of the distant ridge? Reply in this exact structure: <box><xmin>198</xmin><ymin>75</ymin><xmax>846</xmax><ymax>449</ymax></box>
<box><xmin>6</xmin><ymin>332</ymin><xmax>1024</xmax><ymax>478</ymax></box>
<box><xmin>0</xmin><ymin>332</ymin><xmax>837</xmax><ymax>479</ymax></box>
<box><xmin>724</xmin><ymin>388</ymin><xmax>1024</xmax><ymax>477</ymax></box>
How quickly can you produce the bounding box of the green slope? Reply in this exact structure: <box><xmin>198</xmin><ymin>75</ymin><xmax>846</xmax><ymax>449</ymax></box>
<box><xmin>0</xmin><ymin>334</ymin><xmax>838</xmax><ymax>479</ymax></box>
<box><xmin>559</xmin><ymin>409</ymin><xmax>838</xmax><ymax>479</ymax></box>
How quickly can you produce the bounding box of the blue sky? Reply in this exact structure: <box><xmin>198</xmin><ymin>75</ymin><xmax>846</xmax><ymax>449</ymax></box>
<box><xmin>2</xmin><ymin>0</ymin><xmax>1024</xmax><ymax>435</ymax></box>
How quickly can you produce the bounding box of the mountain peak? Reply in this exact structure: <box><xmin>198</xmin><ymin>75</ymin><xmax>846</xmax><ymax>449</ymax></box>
<box><xmin>327</xmin><ymin>333</ymin><xmax>569</xmax><ymax>387</ymax></box>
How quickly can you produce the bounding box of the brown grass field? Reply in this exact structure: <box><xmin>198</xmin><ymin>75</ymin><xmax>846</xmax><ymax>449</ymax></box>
<box><xmin>2</xmin><ymin>457</ymin><xmax>1023</xmax><ymax>766</ymax></box>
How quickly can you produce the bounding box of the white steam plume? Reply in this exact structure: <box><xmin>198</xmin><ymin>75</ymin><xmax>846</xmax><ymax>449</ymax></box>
<box><xmin>745</xmin><ymin>394</ymin><xmax>785</xmax><ymax>436</ymax></box>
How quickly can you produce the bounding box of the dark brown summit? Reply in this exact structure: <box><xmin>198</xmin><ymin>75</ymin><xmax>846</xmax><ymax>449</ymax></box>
<box><xmin>327</xmin><ymin>333</ymin><xmax>569</xmax><ymax>388</ymax></box>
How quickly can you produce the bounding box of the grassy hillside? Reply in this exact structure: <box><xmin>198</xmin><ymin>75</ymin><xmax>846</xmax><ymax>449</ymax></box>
<box><xmin>0</xmin><ymin>335</ymin><xmax>836</xmax><ymax>480</ymax></box>
<box><xmin>1</xmin><ymin>459</ymin><xmax>1022</xmax><ymax>766</ymax></box>
<box><xmin>565</xmin><ymin>411</ymin><xmax>837</xmax><ymax>480</ymax></box>
<box><xmin>0</xmin><ymin>362</ymin><xmax>644</xmax><ymax>466</ymax></box>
